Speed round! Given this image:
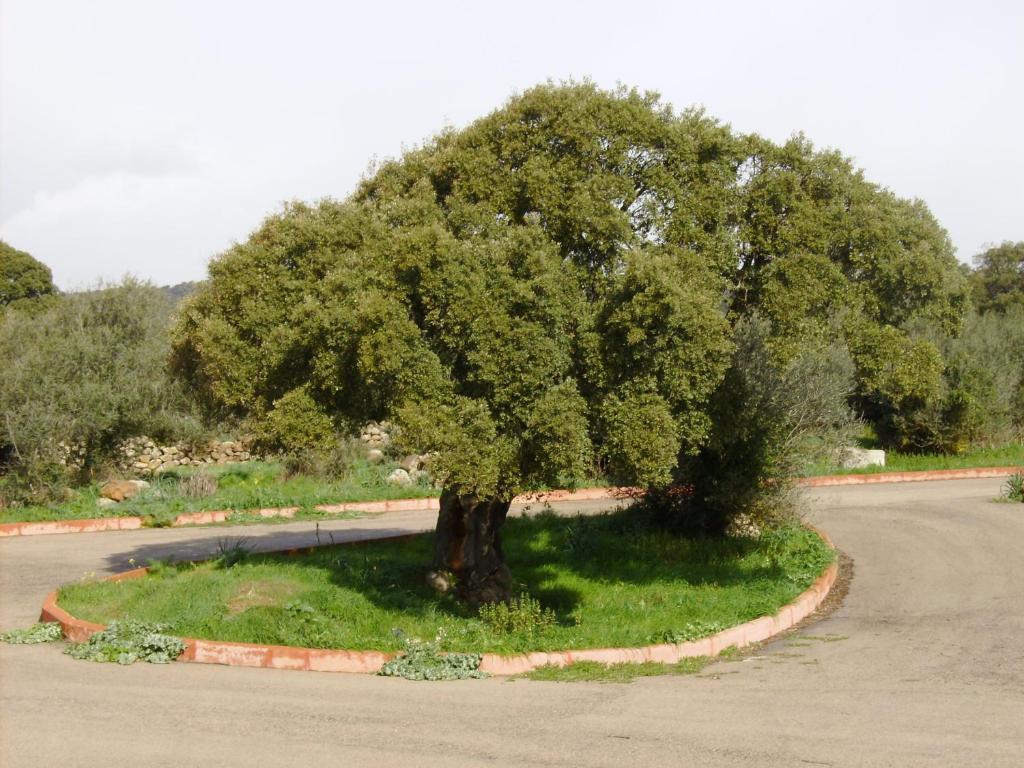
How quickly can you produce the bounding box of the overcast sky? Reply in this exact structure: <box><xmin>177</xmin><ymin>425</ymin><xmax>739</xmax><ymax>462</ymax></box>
<box><xmin>1</xmin><ymin>0</ymin><xmax>1021</xmax><ymax>290</ymax></box>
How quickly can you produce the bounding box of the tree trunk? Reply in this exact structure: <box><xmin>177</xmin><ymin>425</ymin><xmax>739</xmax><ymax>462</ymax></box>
<box><xmin>428</xmin><ymin>489</ymin><xmax>512</xmax><ymax>605</ymax></box>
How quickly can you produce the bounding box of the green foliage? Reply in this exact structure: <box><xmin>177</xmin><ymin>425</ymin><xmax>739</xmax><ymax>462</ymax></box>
<box><xmin>378</xmin><ymin>631</ymin><xmax>486</xmax><ymax>681</ymax></box>
<box><xmin>478</xmin><ymin>593</ymin><xmax>556</xmax><ymax>638</ymax></box>
<box><xmin>214</xmin><ymin>538</ymin><xmax>252</xmax><ymax>568</ymax></box>
<box><xmin>64</xmin><ymin>620</ymin><xmax>185</xmax><ymax>664</ymax></box>
<box><xmin>252</xmin><ymin>384</ymin><xmax>336</xmax><ymax>454</ymax></box>
<box><xmin>971</xmin><ymin>241</ymin><xmax>1024</xmax><ymax>314</ymax></box>
<box><xmin>678</xmin><ymin>316</ymin><xmax>857</xmax><ymax>533</ymax></box>
<box><xmin>0</xmin><ymin>281</ymin><xmax>205</xmax><ymax>505</ymax></box>
<box><xmin>651</xmin><ymin>621</ymin><xmax>726</xmax><ymax>645</ymax></box>
<box><xmin>1003</xmin><ymin>473</ymin><xmax>1024</xmax><ymax>503</ymax></box>
<box><xmin>171</xmin><ymin>81</ymin><xmax>972</xmax><ymax>509</ymax></box>
<box><xmin>0</xmin><ymin>622</ymin><xmax>64</xmax><ymax>644</ymax></box>
<box><xmin>0</xmin><ymin>240</ymin><xmax>56</xmax><ymax>311</ymax></box>
<box><xmin>171</xmin><ymin>83</ymin><xmax>744</xmax><ymax>499</ymax></box>
<box><xmin>734</xmin><ymin>135</ymin><xmax>967</xmax><ymax>334</ymax></box>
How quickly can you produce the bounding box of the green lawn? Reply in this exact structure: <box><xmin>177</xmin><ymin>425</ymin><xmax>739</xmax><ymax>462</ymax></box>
<box><xmin>0</xmin><ymin>460</ymin><xmax>438</xmax><ymax>525</ymax></box>
<box><xmin>58</xmin><ymin>510</ymin><xmax>833</xmax><ymax>655</ymax></box>
<box><xmin>801</xmin><ymin>442</ymin><xmax>1024</xmax><ymax>477</ymax></box>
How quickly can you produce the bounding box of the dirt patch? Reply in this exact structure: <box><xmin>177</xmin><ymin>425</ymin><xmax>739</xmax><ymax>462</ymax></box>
<box><xmin>226</xmin><ymin>579</ymin><xmax>301</xmax><ymax>615</ymax></box>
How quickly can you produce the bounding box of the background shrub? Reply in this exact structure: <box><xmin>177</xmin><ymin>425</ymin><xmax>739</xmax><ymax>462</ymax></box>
<box><xmin>670</xmin><ymin>316</ymin><xmax>857</xmax><ymax>534</ymax></box>
<box><xmin>0</xmin><ymin>281</ymin><xmax>205</xmax><ymax>505</ymax></box>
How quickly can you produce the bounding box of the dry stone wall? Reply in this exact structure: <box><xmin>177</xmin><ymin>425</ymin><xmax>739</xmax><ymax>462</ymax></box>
<box><xmin>117</xmin><ymin>437</ymin><xmax>257</xmax><ymax>476</ymax></box>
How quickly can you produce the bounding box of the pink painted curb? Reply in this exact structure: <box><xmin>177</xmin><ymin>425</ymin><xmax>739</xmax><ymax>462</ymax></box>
<box><xmin>795</xmin><ymin>466</ymin><xmax>1023</xmax><ymax>487</ymax></box>
<box><xmin>6</xmin><ymin>465</ymin><xmax>1019</xmax><ymax>538</ymax></box>
<box><xmin>39</xmin><ymin>527</ymin><xmax>837</xmax><ymax>676</ymax></box>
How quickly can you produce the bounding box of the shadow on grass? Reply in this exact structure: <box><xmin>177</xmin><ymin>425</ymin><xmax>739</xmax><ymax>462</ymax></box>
<box><xmin>98</xmin><ymin>505</ymin><xmax>787</xmax><ymax>627</ymax></box>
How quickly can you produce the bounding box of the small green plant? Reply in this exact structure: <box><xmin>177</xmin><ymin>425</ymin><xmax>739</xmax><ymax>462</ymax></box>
<box><xmin>0</xmin><ymin>622</ymin><xmax>64</xmax><ymax>644</ymax></box>
<box><xmin>378</xmin><ymin>630</ymin><xmax>486</xmax><ymax>681</ymax></box>
<box><xmin>64</xmin><ymin>620</ymin><xmax>185</xmax><ymax>664</ymax></box>
<box><xmin>1002</xmin><ymin>472</ymin><xmax>1024</xmax><ymax>502</ymax></box>
<box><xmin>478</xmin><ymin>593</ymin><xmax>556</xmax><ymax>638</ymax></box>
<box><xmin>178</xmin><ymin>471</ymin><xmax>218</xmax><ymax>498</ymax></box>
<box><xmin>651</xmin><ymin>621</ymin><xmax>726</xmax><ymax>645</ymax></box>
<box><xmin>214</xmin><ymin>538</ymin><xmax>251</xmax><ymax>568</ymax></box>
<box><xmin>525</xmin><ymin>657</ymin><xmax>710</xmax><ymax>683</ymax></box>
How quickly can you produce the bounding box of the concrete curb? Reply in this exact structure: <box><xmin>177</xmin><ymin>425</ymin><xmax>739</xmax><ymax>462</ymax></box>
<box><xmin>6</xmin><ymin>467</ymin><xmax>1019</xmax><ymax>538</ymax></box>
<box><xmin>795</xmin><ymin>466</ymin><xmax>1023</xmax><ymax>487</ymax></box>
<box><xmin>39</xmin><ymin>527</ymin><xmax>836</xmax><ymax>676</ymax></box>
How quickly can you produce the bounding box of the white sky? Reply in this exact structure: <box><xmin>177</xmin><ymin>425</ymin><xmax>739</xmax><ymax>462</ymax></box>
<box><xmin>1</xmin><ymin>0</ymin><xmax>1021</xmax><ymax>290</ymax></box>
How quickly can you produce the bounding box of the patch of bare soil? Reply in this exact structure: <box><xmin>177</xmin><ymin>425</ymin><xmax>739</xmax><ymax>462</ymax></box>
<box><xmin>226</xmin><ymin>579</ymin><xmax>301</xmax><ymax>615</ymax></box>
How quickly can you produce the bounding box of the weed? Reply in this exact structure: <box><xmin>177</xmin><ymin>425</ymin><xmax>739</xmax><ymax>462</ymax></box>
<box><xmin>178</xmin><ymin>471</ymin><xmax>218</xmax><ymax>498</ymax></box>
<box><xmin>64</xmin><ymin>620</ymin><xmax>185</xmax><ymax>664</ymax></box>
<box><xmin>214</xmin><ymin>538</ymin><xmax>251</xmax><ymax>568</ymax></box>
<box><xmin>378</xmin><ymin>630</ymin><xmax>486</xmax><ymax>681</ymax></box>
<box><xmin>0</xmin><ymin>622</ymin><xmax>63</xmax><ymax>644</ymax></box>
<box><xmin>525</xmin><ymin>657</ymin><xmax>710</xmax><ymax>683</ymax></box>
<box><xmin>1002</xmin><ymin>472</ymin><xmax>1024</xmax><ymax>502</ymax></box>
<box><xmin>479</xmin><ymin>593</ymin><xmax>556</xmax><ymax>638</ymax></box>
<box><xmin>651</xmin><ymin>621</ymin><xmax>726</xmax><ymax>645</ymax></box>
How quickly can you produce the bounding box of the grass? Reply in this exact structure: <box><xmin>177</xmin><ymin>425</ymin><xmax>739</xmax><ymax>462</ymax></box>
<box><xmin>0</xmin><ymin>460</ymin><xmax>438</xmax><ymax>525</ymax></box>
<box><xmin>522</xmin><ymin>657</ymin><xmax>712</xmax><ymax>682</ymax></box>
<box><xmin>58</xmin><ymin>508</ymin><xmax>834</xmax><ymax>655</ymax></box>
<box><xmin>802</xmin><ymin>441</ymin><xmax>1024</xmax><ymax>477</ymax></box>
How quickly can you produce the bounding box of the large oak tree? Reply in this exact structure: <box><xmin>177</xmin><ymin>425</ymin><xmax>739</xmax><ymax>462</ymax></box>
<box><xmin>173</xmin><ymin>83</ymin><xmax>966</xmax><ymax>601</ymax></box>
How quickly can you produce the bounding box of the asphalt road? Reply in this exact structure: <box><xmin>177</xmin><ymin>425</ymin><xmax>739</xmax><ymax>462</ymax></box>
<box><xmin>1</xmin><ymin>480</ymin><xmax>1022</xmax><ymax>767</ymax></box>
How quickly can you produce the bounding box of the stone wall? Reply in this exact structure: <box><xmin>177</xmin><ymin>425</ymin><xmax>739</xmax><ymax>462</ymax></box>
<box><xmin>117</xmin><ymin>437</ymin><xmax>257</xmax><ymax>475</ymax></box>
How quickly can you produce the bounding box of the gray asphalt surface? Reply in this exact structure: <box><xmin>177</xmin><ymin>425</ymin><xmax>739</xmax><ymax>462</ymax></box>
<box><xmin>1</xmin><ymin>479</ymin><xmax>1022</xmax><ymax>767</ymax></box>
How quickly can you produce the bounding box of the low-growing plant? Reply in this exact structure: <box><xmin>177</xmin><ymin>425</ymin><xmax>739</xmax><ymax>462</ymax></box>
<box><xmin>378</xmin><ymin>630</ymin><xmax>486</xmax><ymax>681</ymax></box>
<box><xmin>64</xmin><ymin>620</ymin><xmax>185</xmax><ymax>664</ymax></box>
<box><xmin>0</xmin><ymin>622</ymin><xmax>64</xmax><ymax>644</ymax></box>
<box><xmin>1003</xmin><ymin>473</ymin><xmax>1024</xmax><ymax>503</ymax></box>
<box><xmin>478</xmin><ymin>592</ymin><xmax>556</xmax><ymax>638</ymax></box>
<box><xmin>651</xmin><ymin>621</ymin><xmax>726</xmax><ymax>645</ymax></box>
<box><xmin>178</xmin><ymin>471</ymin><xmax>218</xmax><ymax>498</ymax></box>
<box><xmin>214</xmin><ymin>538</ymin><xmax>252</xmax><ymax>568</ymax></box>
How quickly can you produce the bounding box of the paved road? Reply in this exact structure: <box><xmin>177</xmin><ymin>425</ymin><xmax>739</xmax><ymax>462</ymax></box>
<box><xmin>1</xmin><ymin>480</ymin><xmax>1022</xmax><ymax>767</ymax></box>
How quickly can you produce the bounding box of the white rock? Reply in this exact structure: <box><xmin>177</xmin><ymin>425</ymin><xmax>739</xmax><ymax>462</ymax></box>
<box><xmin>839</xmin><ymin>447</ymin><xmax>886</xmax><ymax>469</ymax></box>
<box><xmin>386</xmin><ymin>468</ymin><xmax>413</xmax><ymax>487</ymax></box>
<box><xmin>367</xmin><ymin>449</ymin><xmax>385</xmax><ymax>463</ymax></box>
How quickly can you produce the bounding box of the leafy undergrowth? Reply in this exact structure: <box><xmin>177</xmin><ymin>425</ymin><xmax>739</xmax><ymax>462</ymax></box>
<box><xmin>58</xmin><ymin>509</ymin><xmax>833</xmax><ymax>656</ymax></box>
<box><xmin>802</xmin><ymin>442</ymin><xmax>1024</xmax><ymax>477</ymax></box>
<box><xmin>379</xmin><ymin>631</ymin><xmax>486</xmax><ymax>680</ymax></box>
<box><xmin>0</xmin><ymin>460</ymin><xmax>438</xmax><ymax>525</ymax></box>
<box><xmin>64</xmin><ymin>620</ymin><xmax>185</xmax><ymax>664</ymax></box>
<box><xmin>0</xmin><ymin>622</ymin><xmax>64</xmax><ymax>644</ymax></box>
<box><xmin>1001</xmin><ymin>473</ymin><xmax>1024</xmax><ymax>503</ymax></box>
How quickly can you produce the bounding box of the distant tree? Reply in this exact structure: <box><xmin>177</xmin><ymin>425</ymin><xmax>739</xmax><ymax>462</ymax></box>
<box><xmin>0</xmin><ymin>240</ymin><xmax>56</xmax><ymax>311</ymax></box>
<box><xmin>971</xmin><ymin>241</ymin><xmax>1024</xmax><ymax>313</ymax></box>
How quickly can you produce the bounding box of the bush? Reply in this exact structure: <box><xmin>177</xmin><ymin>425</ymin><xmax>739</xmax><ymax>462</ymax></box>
<box><xmin>251</xmin><ymin>384</ymin><xmax>336</xmax><ymax>455</ymax></box>
<box><xmin>669</xmin><ymin>316</ymin><xmax>857</xmax><ymax>534</ymax></box>
<box><xmin>0</xmin><ymin>281</ymin><xmax>205</xmax><ymax>504</ymax></box>
<box><xmin>478</xmin><ymin>593</ymin><xmax>556</xmax><ymax>638</ymax></box>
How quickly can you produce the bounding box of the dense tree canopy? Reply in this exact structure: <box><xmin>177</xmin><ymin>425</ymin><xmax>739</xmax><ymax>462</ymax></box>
<box><xmin>971</xmin><ymin>241</ymin><xmax>1024</xmax><ymax>313</ymax></box>
<box><xmin>174</xmin><ymin>82</ymin><xmax>968</xmax><ymax>600</ymax></box>
<box><xmin>0</xmin><ymin>240</ymin><xmax>56</xmax><ymax>311</ymax></box>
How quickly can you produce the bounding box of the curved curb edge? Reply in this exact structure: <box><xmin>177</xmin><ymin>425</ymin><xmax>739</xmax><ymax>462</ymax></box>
<box><xmin>39</xmin><ymin>528</ymin><xmax>837</xmax><ymax>676</ymax></box>
<box><xmin>5</xmin><ymin>467</ymin><xmax>1020</xmax><ymax>538</ymax></box>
